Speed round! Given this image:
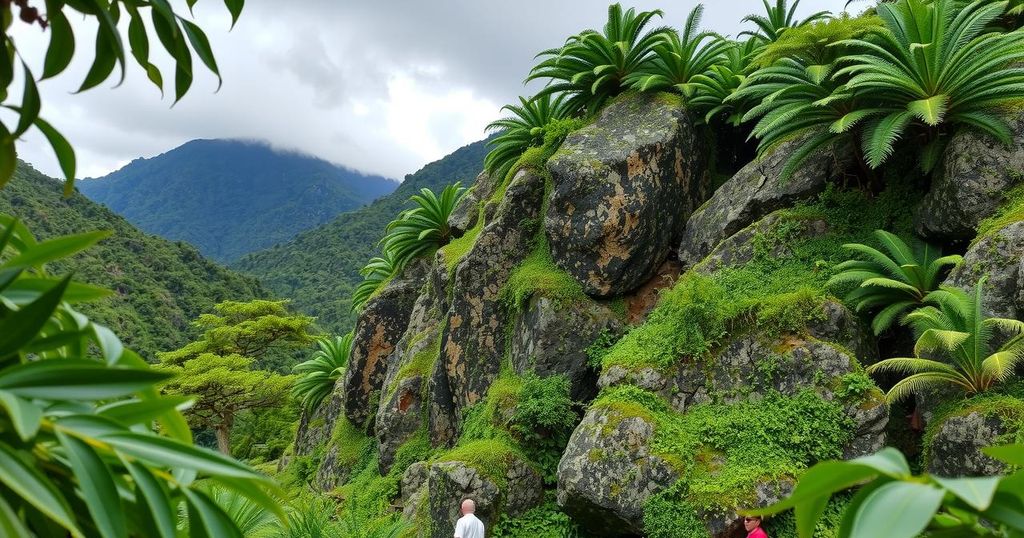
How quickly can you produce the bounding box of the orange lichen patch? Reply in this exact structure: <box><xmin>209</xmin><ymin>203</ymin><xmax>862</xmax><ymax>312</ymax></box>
<box><xmin>772</xmin><ymin>334</ymin><xmax>805</xmax><ymax>354</ymax></box>
<box><xmin>595</xmin><ymin>182</ymin><xmax>634</xmax><ymax>270</ymax></box>
<box><xmin>622</xmin><ymin>259</ymin><xmax>682</xmax><ymax>325</ymax></box>
<box><xmin>360</xmin><ymin>324</ymin><xmax>394</xmax><ymax>392</ymax></box>
<box><xmin>398</xmin><ymin>389</ymin><xmax>416</xmax><ymax>412</ymax></box>
<box><xmin>627</xmin><ymin>150</ymin><xmax>647</xmax><ymax>178</ymax></box>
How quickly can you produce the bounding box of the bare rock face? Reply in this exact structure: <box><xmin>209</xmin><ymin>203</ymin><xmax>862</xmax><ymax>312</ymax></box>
<box><xmin>945</xmin><ymin>220</ymin><xmax>1024</xmax><ymax>321</ymax></box>
<box><xmin>436</xmin><ymin>168</ymin><xmax>547</xmax><ymax>441</ymax></box>
<box><xmin>915</xmin><ymin>111</ymin><xmax>1024</xmax><ymax>241</ymax></box>
<box><xmin>510</xmin><ymin>295</ymin><xmax>624</xmax><ymax>402</ymax></box>
<box><xmin>341</xmin><ymin>259</ymin><xmax>429</xmax><ymax>429</ymax></box>
<box><xmin>927</xmin><ymin>403</ymin><xmax>1023</xmax><ymax>477</ymax></box>
<box><xmin>425</xmin><ymin>458</ymin><xmax>543</xmax><ymax>538</ymax></box>
<box><xmin>678</xmin><ymin>136</ymin><xmax>847</xmax><ymax>269</ymax></box>
<box><xmin>546</xmin><ymin>92</ymin><xmax>709</xmax><ymax>297</ymax></box>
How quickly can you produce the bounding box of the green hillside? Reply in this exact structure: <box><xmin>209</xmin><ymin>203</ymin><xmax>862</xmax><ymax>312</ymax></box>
<box><xmin>233</xmin><ymin>138</ymin><xmax>488</xmax><ymax>332</ymax></box>
<box><xmin>1</xmin><ymin>162</ymin><xmax>269</xmax><ymax>359</ymax></box>
<box><xmin>78</xmin><ymin>139</ymin><xmax>398</xmax><ymax>263</ymax></box>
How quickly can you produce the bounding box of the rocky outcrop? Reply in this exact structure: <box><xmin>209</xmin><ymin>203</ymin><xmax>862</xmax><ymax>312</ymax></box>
<box><xmin>424</xmin><ymin>458</ymin><xmax>543</xmax><ymax>538</ymax></box>
<box><xmin>448</xmin><ymin>170</ymin><xmax>500</xmax><ymax>236</ymax></box>
<box><xmin>293</xmin><ymin>389</ymin><xmax>343</xmax><ymax>458</ymax></box>
<box><xmin>945</xmin><ymin>221</ymin><xmax>1024</xmax><ymax>320</ymax></box>
<box><xmin>927</xmin><ymin>403</ymin><xmax>1023</xmax><ymax>477</ymax></box>
<box><xmin>546</xmin><ymin>92</ymin><xmax>708</xmax><ymax>297</ymax></box>
<box><xmin>915</xmin><ymin>111</ymin><xmax>1024</xmax><ymax>240</ymax></box>
<box><xmin>678</xmin><ymin>136</ymin><xmax>847</xmax><ymax>269</ymax></box>
<box><xmin>437</xmin><ymin>168</ymin><xmax>547</xmax><ymax>439</ymax></box>
<box><xmin>510</xmin><ymin>295</ymin><xmax>624</xmax><ymax>401</ymax></box>
<box><xmin>557</xmin><ymin>407</ymin><xmax>678</xmax><ymax>536</ymax></box>
<box><xmin>695</xmin><ymin>213</ymin><xmax>829</xmax><ymax>275</ymax></box>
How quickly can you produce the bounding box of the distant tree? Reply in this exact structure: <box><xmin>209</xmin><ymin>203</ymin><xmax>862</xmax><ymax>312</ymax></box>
<box><xmin>159</xmin><ymin>299</ymin><xmax>314</xmax><ymax>454</ymax></box>
<box><xmin>0</xmin><ymin>0</ymin><xmax>242</xmax><ymax>189</ymax></box>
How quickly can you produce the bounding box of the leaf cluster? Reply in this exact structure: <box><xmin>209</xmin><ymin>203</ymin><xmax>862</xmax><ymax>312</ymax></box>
<box><xmin>291</xmin><ymin>332</ymin><xmax>353</xmax><ymax>413</ymax></box>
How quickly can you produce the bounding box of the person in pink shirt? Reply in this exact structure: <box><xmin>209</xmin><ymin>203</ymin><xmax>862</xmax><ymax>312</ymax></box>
<box><xmin>744</xmin><ymin>515</ymin><xmax>768</xmax><ymax>538</ymax></box>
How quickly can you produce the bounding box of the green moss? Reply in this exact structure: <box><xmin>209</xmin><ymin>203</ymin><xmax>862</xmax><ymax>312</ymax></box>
<box><xmin>923</xmin><ymin>383</ymin><xmax>1024</xmax><ymax>466</ymax></box>
<box><xmin>328</xmin><ymin>415</ymin><xmax>373</xmax><ymax>470</ymax></box>
<box><xmin>384</xmin><ymin>332</ymin><xmax>442</xmax><ymax>401</ymax></box>
<box><xmin>974</xmin><ymin>182</ymin><xmax>1024</xmax><ymax>243</ymax></box>
<box><xmin>440</xmin><ymin>219</ymin><xmax>483</xmax><ymax>274</ymax></box>
<box><xmin>434</xmin><ymin>439</ymin><xmax>523</xmax><ymax>488</ymax></box>
<box><xmin>502</xmin><ymin>232</ymin><xmax>586</xmax><ymax>312</ymax></box>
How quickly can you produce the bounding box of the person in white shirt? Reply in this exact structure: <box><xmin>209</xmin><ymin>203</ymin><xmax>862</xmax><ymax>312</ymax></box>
<box><xmin>453</xmin><ymin>498</ymin><xmax>485</xmax><ymax>538</ymax></box>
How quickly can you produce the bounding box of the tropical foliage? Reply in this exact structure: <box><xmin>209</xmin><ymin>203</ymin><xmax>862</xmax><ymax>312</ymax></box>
<box><xmin>351</xmin><ymin>253</ymin><xmax>398</xmax><ymax>313</ymax></box>
<box><xmin>292</xmin><ymin>333</ymin><xmax>353</xmax><ymax>413</ymax></box>
<box><xmin>624</xmin><ymin>5</ymin><xmax>730</xmax><ymax>94</ymax></box>
<box><xmin>741</xmin><ymin>0</ymin><xmax>831</xmax><ymax>41</ymax></box>
<box><xmin>688</xmin><ymin>38</ymin><xmax>761</xmax><ymax>126</ymax></box>
<box><xmin>0</xmin><ymin>214</ymin><xmax>280</xmax><ymax>537</ymax></box>
<box><xmin>750</xmin><ymin>444</ymin><xmax>1024</xmax><ymax>538</ymax></box>
<box><xmin>828</xmin><ymin>230</ymin><xmax>961</xmax><ymax>335</ymax></box>
<box><xmin>380</xmin><ymin>183</ymin><xmax>467</xmax><ymax>270</ymax></box>
<box><xmin>527</xmin><ymin>3</ymin><xmax>672</xmax><ymax>114</ymax></box>
<box><xmin>867</xmin><ymin>279</ymin><xmax>1024</xmax><ymax>402</ymax></box>
<box><xmin>484</xmin><ymin>94</ymin><xmax>575</xmax><ymax>181</ymax></box>
<box><xmin>0</xmin><ymin>0</ymin><xmax>242</xmax><ymax>189</ymax></box>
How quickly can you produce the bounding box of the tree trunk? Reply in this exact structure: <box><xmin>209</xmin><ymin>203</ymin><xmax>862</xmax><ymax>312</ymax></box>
<box><xmin>215</xmin><ymin>424</ymin><xmax>232</xmax><ymax>455</ymax></box>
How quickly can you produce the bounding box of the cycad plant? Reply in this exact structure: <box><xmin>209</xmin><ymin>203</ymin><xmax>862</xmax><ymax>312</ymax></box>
<box><xmin>624</xmin><ymin>4</ymin><xmax>731</xmax><ymax>95</ymax></box>
<box><xmin>741</xmin><ymin>0</ymin><xmax>831</xmax><ymax>42</ymax></box>
<box><xmin>867</xmin><ymin>278</ymin><xmax>1024</xmax><ymax>402</ymax></box>
<box><xmin>689</xmin><ymin>38</ymin><xmax>762</xmax><ymax>126</ymax></box>
<box><xmin>527</xmin><ymin>3</ymin><xmax>672</xmax><ymax>114</ymax></box>
<box><xmin>292</xmin><ymin>333</ymin><xmax>354</xmax><ymax>413</ymax></box>
<box><xmin>828</xmin><ymin>230</ymin><xmax>961</xmax><ymax>335</ymax></box>
<box><xmin>380</xmin><ymin>182</ymin><xmax>467</xmax><ymax>269</ymax></box>
<box><xmin>351</xmin><ymin>252</ymin><xmax>397</xmax><ymax>312</ymax></box>
<box><xmin>832</xmin><ymin>0</ymin><xmax>1024</xmax><ymax>172</ymax></box>
<box><xmin>484</xmin><ymin>93</ymin><xmax>575</xmax><ymax>182</ymax></box>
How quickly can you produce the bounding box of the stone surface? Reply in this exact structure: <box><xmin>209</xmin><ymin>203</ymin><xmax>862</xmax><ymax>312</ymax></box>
<box><xmin>510</xmin><ymin>295</ymin><xmax>624</xmax><ymax>402</ymax></box>
<box><xmin>426</xmin><ymin>458</ymin><xmax>543</xmax><ymax>538</ymax></box>
<box><xmin>915</xmin><ymin>110</ymin><xmax>1024</xmax><ymax>240</ymax></box>
<box><xmin>678</xmin><ymin>136</ymin><xmax>847</xmax><ymax>269</ymax></box>
<box><xmin>546</xmin><ymin>92</ymin><xmax>708</xmax><ymax>297</ymax></box>
<box><xmin>927</xmin><ymin>408</ymin><xmax>1019</xmax><ymax>477</ymax></box>
<box><xmin>448</xmin><ymin>170</ymin><xmax>499</xmax><ymax>236</ymax></box>
<box><xmin>437</xmin><ymin>168</ymin><xmax>546</xmax><ymax>439</ymax></box>
<box><xmin>695</xmin><ymin>213</ymin><xmax>829</xmax><ymax>275</ymax></box>
<box><xmin>401</xmin><ymin>462</ymin><xmax>429</xmax><ymax>520</ymax></box>
<box><xmin>292</xmin><ymin>388</ymin><xmax>343</xmax><ymax>458</ymax></box>
<box><xmin>341</xmin><ymin>260</ymin><xmax>428</xmax><ymax>429</ymax></box>
<box><xmin>945</xmin><ymin>220</ymin><xmax>1024</xmax><ymax>321</ymax></box>
<box><xmin>557</xmin><ymin>407</ymin><xmax>678</xmax><ymax>536</ymax></box>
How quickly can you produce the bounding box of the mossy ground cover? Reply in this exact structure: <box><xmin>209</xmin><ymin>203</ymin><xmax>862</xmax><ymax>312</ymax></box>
<box><xmin>588</xmin><ymin>385</ymin><xmax>853</xmax><ymax>537</ymax></box>
<box><xmin>602</xmin><ymin>182</ymin><xmax>918</xmax><ymax>372</ymax></box>
<box><xmin>923</xmin><ymin>381</ymin><xmax>1024</xmax><ymax>467</ymax></box>
<box><xmin>974</xmin><ymin>181</ymin><xmax>1024</xmax><ymax>243</ymax></box>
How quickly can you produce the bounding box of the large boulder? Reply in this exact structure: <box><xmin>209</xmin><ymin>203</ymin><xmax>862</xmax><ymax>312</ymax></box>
<box><xmin>546</xmin><ymin>92</ymin><xmax>708</xmax><ymax>297</ymax></box>
<box><xmin>695</xmin><ymin>213</ymin><xmax>829</xmax><ymax>275</ymax></box>
<box><xmin>678</xmin><ymin>137</ymin><xmax>848</xmax><ymax>269</ymax></box>
<box><xmin>425</xmin><ymin>458</ymin><xmax>543</xmax><ymax>538</ymax></box>
<box><xmin>945</xmin><ymin>220</ymin><xmax>1024</xmax><ymax>320</ymax></box>
<box><xmin>341</xmin><ymin>260</ymin><xmax>429</xmax><ymax>429</ymax></box>
<box><xmin>926</xmin><ymin>396</ymin><xmax>1024</xmax><ymax>477</ymax></box>
<box><xmin>510</xmin><ymin>295</ymin><xmax>624</xmax><ymax>402</ymax></box>
<box><xmin>915</xmin><ymin>111</ymin><xmax>1024</xmax><ymax>240</ymax></box>
<box><xmin>557</xmin><ymin>407</ymin><xmax>679</xmax><ymax>536</ymax></box>
<box><xmin>437</xmin><ymin>168</ymin><xmax>546</xmax><ymax>439</ymax></box>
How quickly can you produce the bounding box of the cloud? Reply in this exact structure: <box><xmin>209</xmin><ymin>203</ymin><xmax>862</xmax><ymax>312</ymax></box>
<box><xmin>8</xmin><ymin>0</ymin><xmax>852</xmax><ymax>181</ymax></box>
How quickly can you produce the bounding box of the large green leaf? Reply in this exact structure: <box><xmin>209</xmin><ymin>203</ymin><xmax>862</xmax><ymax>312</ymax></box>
<box><xmin>123</xmin><ymin>460</ymin><xmax>177</xmax><ymax>538</ymax></box>
<box><xmin>0</xmin><ymin>359</ymin><xmax>169</xmax><ymax>400</ymax></box>
<box><xmin>99</xmin><ymin>432</ymin><xmax>267</xmax><ymax>480</ymax></box>
<box><xmin>0</xmin><ymin>494</ymin><xmax>31</xmax><ymax>538</ymax></box>
<box><xmin>933</xmin><ymin>475</ymin><xmax>1000</xmax><ymax>511</ymax></box>
<box><xmin>98</xmin><ymin>396</ymin><xmax>192</xmax><ymax>427</ymax></box>
<box><xmin>1</xmin><ymin>231</ymin><xmax>110</xmax><ymax>270</ymax></box>
<box><xmin>0</xmin><ymin>275</ymin><xmax>70</xmax><ymax>358</ymax></box>
<box><xmin>183</xmin><ymin>488</ymin><xmax>244</xmax><ymax>538</ymax></box>
<box><xmin>849</xmin><ymin>481</ymin><xmax>944</xmax><ymax>538</ymax></box>
<box><xmin>984</xmin><ymin>445</ymin><xmax>1024</xmax><ymax>467</ymax></box>
<box><xmin>57</xmin><ymin>431</ymin><xmax>127</xmax><ymax>538</ymax></box>
<box><xmin>0</xmin><ymin>390</ymin><xmax>41</xmax><ymax>441</ymax></box>
<box><xmin>907</xmin><ymin>94</ymin><xmax>949</xmax><ymax>126</ymax></box>
<box><xmin>0</xmin><ymin>441</ymin><xmax>80</xmax><ymax>537</ymax></box>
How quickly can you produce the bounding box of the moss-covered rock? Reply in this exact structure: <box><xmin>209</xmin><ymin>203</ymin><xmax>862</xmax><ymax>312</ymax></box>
<box><xmin>915</xmin><ymin>109</ymin><xmax>1024</xmax><ymax>241</ymax></box>
<box><xmin>945</xmin><ymin>220</ymin><xmax>1024</xmax><ymax>321</ymax></box>
<box><xmin>925</xmin><ymin>392</ymin><xmax>1024</xmax><ymax>477</ymax></box>
<box><xmin>546</xmin><ymin>92</ymin><xmax>709</xmax><ymax>297</ymax></box>
<box><xmin>448</xmin><ymin>170</ymin><xmax>500</xmax><ymax>237</ymax></box>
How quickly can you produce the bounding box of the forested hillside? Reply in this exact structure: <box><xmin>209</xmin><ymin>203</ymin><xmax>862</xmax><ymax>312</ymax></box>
<box><xmin>234</xmin><ymin>138</ymin><xmax>489</xmax><ymax>332</ymax></box>
<box><xmin>0</xmin><ymin>162</ymin><xmax>268</xmax><ymax>359</ymax></box>
<box><xmin>79</xmin><ymin>139</ymin><xmax>398</xmax><ymax>263</ymax></box>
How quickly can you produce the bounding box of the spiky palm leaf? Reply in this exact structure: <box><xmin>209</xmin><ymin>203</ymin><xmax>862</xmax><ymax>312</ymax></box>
<box><xmin>351</xmin><ymin>251</ymin><xmax>398</xmax><ymax>313</ymax></box>
<box><xmin>484</xmin><ymin>94</ymin><xmax>574</xmax><ymax>182</ymax></box>
<box><xmin>527</xmin><ymin>3</ymin><xmax>673</xmax><ymax>114</ymax></box>
<box><xmin>292</xmin><ymin>332</ymin><xmax>353</xmax><ymax>413</ymax></box>
<box><xmin>380</xmin><ymin>182</ymin><xmax>467</xmax><ymax>270</ymax></box>
<box><xmin>868</xmin><ymin>277</ymin><xmax>1024</xmax><ymax>402</ymax></box>
<box><xmin>832</xmin><ymin>0</ymin><xmax>1024</xmax><ymax>171</ymax></box>
<box><xmin>623</xmin><ymin>5</ymin><xmax>732</xmax><ymax>95</ymax></box>
<box><xmin>827</xmin><ymin>230</ymin><xmax>961</xmax><ymax>334</ymax></box>
<box><xmin>740</xmin><ymin>0</ymin><xmax>831</xmax><ymax>42</ymax></box>
<box><xmin>688</xmin><ymin>37</ymin><xmax>762</xmax><ymax>125</ymax></box>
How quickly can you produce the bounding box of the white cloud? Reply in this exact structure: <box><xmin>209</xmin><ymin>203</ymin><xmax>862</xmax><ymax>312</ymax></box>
<box><xmin>8</xmin><ymin>0</ymin><xmax>852</xmax><ymax>181</ymax></box>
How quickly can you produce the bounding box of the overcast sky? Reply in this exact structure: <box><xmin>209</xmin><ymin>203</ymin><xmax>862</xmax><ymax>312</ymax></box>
<box><xmin>8</xmin><ymin>0</ymin><xmax>851</xmax><ymax>180</ymax></box>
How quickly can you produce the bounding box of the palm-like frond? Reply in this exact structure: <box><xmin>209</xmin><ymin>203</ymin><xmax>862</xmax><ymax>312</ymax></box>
<box><xmin>872</xmin><ymin>276</ymin><xmax>1024</xmax><ymax>401</ymax></box>
<box><xmin>380</xmin><ymin>182</ymin><xmax>467</xmax><ymax>270</ymax></box>
<box><xmin>484</xmin><ymin>93</ymin><xmax>574</xmax><ymax>181</ymax></box>
<box><xmin>688</xmin><ymin>38</ymin><xmax>762</xmax><ymax>125</ymax></box>
<box><xmin>527</xmin><ymin>3</ymin><xmax>672</xmax><ymax>114</ymax></box>
<box><xmin>827</xmin><ymin>230</ymin><xmax>959</xmax><ymax>334</ymax></box>
<box><xmin>740</xmin><ymin>0</ymin><xmax>832</xmax><ymax>42</ymax></box>
<box><xmin>624</xmin><ymin>5</ymin><xmax>732</xmax><ymax>94</ymax></box>
<box><xmin>351</xmin><ymin>251</ymin><xmax>397</xmax><ymax>312</ymax></box>
<box><xmin>292</xmin><ymin>332</ymin><xmax>354</xmax><ymax>412</ymax></box>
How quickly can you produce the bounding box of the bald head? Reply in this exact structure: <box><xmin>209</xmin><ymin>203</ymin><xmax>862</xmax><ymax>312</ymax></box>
<box><xmin>461</xmin><ymin>499</ymin><xmax>476</xmax><ymax>514</ymax></box>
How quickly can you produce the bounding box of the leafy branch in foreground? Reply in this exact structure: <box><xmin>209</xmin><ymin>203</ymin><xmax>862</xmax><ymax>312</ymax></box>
<box><xmin>0</xmin><ymin>0</ymin><xmax>242</xmax><ymax>190</ymax></box>
<box><xmin>749</xmin><ymin>444</ymin><xmax>1024</xmax><ymax>538</ymax></box>
<box><xmin>0</xmin><ymin>213</ymin><xmax>282</xmax><ymax>537</ymax></box>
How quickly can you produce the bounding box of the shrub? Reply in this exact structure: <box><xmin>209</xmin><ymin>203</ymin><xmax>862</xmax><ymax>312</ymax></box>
<box><xmin>624</xmin><ymin>5</ymin><xmax>731</xmax><ymax>95</ymax></box>
<box><xmin>484</xmin><ymin>94</ymin><xmax>575</xmax><ymax>183</ymax></box>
